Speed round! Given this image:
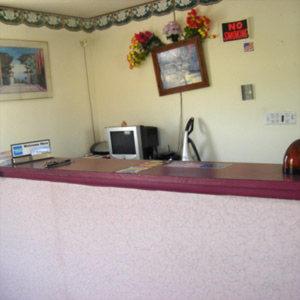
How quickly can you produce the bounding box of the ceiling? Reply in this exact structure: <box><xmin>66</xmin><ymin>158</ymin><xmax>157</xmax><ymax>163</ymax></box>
<box><xmin>0</xmin><ymin>0</ymin><xmax>155</xmax><ymax>17</ymax></box>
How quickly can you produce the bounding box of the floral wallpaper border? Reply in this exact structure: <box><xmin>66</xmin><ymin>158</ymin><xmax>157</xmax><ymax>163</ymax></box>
<box><xmin>0</xmin><ymin>0</ymin><xmax>222</xmax><ymax>33</ymax></box>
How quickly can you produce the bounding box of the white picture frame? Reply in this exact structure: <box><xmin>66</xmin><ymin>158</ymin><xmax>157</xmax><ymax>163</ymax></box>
<box><xmin>0</xmin><ymin>39</ymin><xmax>52</xmax><ymax>101</ymax></box>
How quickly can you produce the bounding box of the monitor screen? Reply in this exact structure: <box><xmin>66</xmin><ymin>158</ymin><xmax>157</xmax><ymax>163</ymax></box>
<box><xmin>110</xmin><ymin>131</ymin><xmax>136</xmax><ymax>155</ymax></box>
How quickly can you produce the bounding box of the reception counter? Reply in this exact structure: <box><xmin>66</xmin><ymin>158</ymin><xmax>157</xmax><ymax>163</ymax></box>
<box><xmin>1</xmin><ymin>158</ymin><xmax>300</xmax><ymax>299</ymax></box>
<box><xmin>0</xmin><ymin>157</ymin><xmax>300</xmax><ymax>200</ymax></box>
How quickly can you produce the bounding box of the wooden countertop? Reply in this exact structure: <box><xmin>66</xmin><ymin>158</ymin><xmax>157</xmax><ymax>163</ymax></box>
<box><xmin>0</xmin><ymin>157</ymin><xmax>299</xmax><ymax>201</ymax></box>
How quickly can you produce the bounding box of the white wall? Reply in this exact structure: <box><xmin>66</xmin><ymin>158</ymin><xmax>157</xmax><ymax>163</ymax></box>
<box><xmin>1</xmin><ymin>177</ymin><xmax>300</xmax><ymax>300</ymax></box>
<box><xmin>0</xmin><ymin>0</ymin><xmax>299</xmax><ymax>162</ymax></box>
<box><xmin>92</xmin><ymin>0</ymin><xmax>300</xmax><ymax>163</ymax></box>
<box><xmin>0</xmin><ymin>24</ymin><xmax>93</xmax><ymax>157</ymax></box>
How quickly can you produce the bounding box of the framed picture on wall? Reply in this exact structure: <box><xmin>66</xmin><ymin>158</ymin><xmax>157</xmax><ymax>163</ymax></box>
<box><xmin>151</xmin><ymin>36</ymin><xmax>209</xmax><ymax>96</ymax></box>
<box><xmin>0</xmin><ymin>39</ymin><xmax>52</xmax><ymax>101</ymax></box>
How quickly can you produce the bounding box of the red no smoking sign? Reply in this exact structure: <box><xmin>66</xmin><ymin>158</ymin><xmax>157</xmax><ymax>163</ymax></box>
<box><xmin>222</xmin><ymin>19</ymin><xmax>249</xmax><ymax>42</ymax></box>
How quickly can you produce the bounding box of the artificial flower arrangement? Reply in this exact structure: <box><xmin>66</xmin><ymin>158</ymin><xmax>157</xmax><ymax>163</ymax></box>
<box><xmin>163</xmin><ymin>21</ymin><xmax>182</xmax><ymax>43</ymax></box>
<box><xmin>183</xmin><ymin>8</ymin><xmax>217</xmax><ymax>40</ymax></box>
<box><xmin>127</xmin><ymin>31</ymin><xmax>164</xmax><ymax>69</ymax></box>
<box><xmin>127</xmin><ymin>8</ymin><xmax>216</xmax><ymax>69</ymax></box>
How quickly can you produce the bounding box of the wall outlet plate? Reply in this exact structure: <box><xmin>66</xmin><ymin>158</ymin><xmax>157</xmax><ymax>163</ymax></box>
<box><xmin>265</xmin><ymin>112</ymin><xmax>297</xmax><ymax>125</ymax></box>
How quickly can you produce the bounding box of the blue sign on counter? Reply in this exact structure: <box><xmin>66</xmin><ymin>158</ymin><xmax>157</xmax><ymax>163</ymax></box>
<box><xmin>11</xmin><ymin>145</ymin><xmax>23</xmax><ymax>157</ymax></box>
<box><xmin>11</xmin><ymin>139</ymin><xmax>51</xmax><ymax>158</ymax></box>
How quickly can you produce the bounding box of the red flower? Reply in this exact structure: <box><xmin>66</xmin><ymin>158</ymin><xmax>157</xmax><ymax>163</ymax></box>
<box><xmin>134</xmin><ymin>31</ymin><xmax>153</xmax><ymax>45</ymax></box>
<box><xmin>188</xmin><ymin>8</ymin><xmax>197</xmax><ymax>17</ymax></box>
<box><xmin>186</xmin><ymin>9</ymin><xmax>203</xmax><ymax>29</ymax></box>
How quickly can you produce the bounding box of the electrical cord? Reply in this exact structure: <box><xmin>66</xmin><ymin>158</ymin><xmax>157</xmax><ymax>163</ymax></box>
<box><xmin>177</xmin><ymin>92</ymin><xmax>183</xmax><ymax>153</ymax></box>
<box><xmin>188</xmin><ymin>138</ymin><xmax>201</xmax><ymax>161</ymax></box>
<box><xmin>80</xmin><ymin>40</ymin><xmax>97</xmax><ymax>144</ymax></box>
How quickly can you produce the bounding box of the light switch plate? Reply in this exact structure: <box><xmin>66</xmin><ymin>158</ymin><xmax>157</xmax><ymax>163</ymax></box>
<box><xmin>241</xmin><ymin>84</ymin><xmax>254</xmax><ymax>100</ymax></box>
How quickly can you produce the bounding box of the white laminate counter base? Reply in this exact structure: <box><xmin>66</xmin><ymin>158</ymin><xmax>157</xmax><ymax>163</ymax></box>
<box><xmin>1</xmin><ymin>177</ymin><xmax>300</xmax><ymax>300</ymax></box>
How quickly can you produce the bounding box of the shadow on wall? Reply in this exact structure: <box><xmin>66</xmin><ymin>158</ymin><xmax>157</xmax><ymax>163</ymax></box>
<box><xmin>157</xmin><ymin>126</ymin><xmax>180</xmax><ymax>154</ymax></box>
<box><xmin>196</xmin><ymin>118</ymin><xmax>217</xmax><ymax>161</ymax></box>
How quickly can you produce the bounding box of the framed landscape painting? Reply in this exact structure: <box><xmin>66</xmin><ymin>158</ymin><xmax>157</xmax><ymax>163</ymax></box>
<box><xmin>151</xmin><ymin>36</ymin><xmax>209</xmax><ymax>96</ymax></box>
<box><xmin>0</xmin><ymin>39</ymin><xmax>52</xmax><ymax>101</ymax></box>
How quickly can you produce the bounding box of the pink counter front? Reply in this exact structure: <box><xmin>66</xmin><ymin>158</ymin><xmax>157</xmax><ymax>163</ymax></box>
<box><xmin>0</xmin><ymin>159</ymin><xmax>300</xmax><ymax>299</ymax></box>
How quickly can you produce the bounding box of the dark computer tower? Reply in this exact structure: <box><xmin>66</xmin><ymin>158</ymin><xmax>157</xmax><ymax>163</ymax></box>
<box><xmin>140</xmin><ymin>126</ymin><xmax>159</xmax><ymax>159</ymax></box>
